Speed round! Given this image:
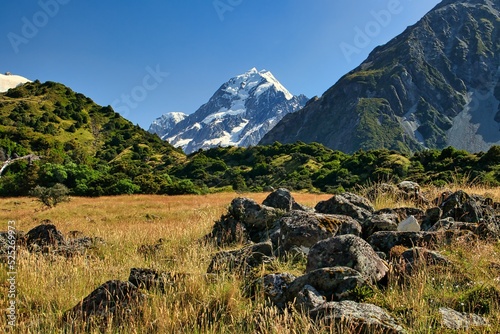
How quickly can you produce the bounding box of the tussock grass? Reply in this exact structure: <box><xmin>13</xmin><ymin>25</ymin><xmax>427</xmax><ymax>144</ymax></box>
<box><xmin>0</xmin><ymin>190</ymin><xmax>499</xmax><ymax>333</ymax></box>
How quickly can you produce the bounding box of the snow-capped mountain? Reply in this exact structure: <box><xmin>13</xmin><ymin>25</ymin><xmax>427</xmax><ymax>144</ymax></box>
<box><xmin>0</xmin><ymin>72</ymin><xmax>31</xmax><ymax>93</ymax></box>
<box><xmin>150</xmin><ymin>68</ymin><xmax>308</xmax><ymax>154</ymax></box>
<box><xmin>148</xmin><ymin>112</ymin><xmax>187</xmax><ymax>138</ymax></box>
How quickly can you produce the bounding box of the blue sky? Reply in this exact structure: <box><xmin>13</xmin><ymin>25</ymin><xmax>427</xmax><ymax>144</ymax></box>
<box><xmin>1</xmin><ymin>0</ymin><xmax>441</xmax><ymax>129</ymax></box>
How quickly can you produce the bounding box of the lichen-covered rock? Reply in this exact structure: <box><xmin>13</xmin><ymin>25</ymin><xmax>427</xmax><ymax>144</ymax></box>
<box><xmin>306</xmin><ymin>235</ymin><xmax>388</xmax><ymax>283</ymax></box>
<box><xmin>439</xmin><ymin>307</ymin><xmax>488</xmax><ymax>330</ymax></box>
<box><xmin>207</xmin><ymin>241</ymin><xmax>274</xmax><ymax>276</ymax></box>
<box><xmin>362</xmin><ymin>213</ymin><xmax>399</xmax><ymax>239</ymax></box>
<box><xmin>310</xmin><ymin>301</ymin><xmax>406</xmax><ymax>333</ymax></box>
<box><xmin>286</xmin><ymin>267</ymin><xmax>368</xmax><ymax>302</ymax></box>
<box><xmin>315</xmin><ymin>193</ymin><xmax>374</xmax><ymax>222</ymax></box>
<box><xmin>278</xmin><ymin>211</ymin><xmax>362</xmax><ymax>254</ymax></box>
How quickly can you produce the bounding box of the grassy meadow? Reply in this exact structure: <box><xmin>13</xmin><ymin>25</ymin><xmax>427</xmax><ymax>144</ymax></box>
<box><xmin>0</xmin><ymin>187</ymin><xmax>500</xmax><ymax>333</ymax></box>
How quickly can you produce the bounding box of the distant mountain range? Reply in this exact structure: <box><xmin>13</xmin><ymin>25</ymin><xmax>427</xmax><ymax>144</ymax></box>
<box><xmin>261</xmin><ymin>0</ymin><xmax>500</xmax><ymax>153</ymax></box>
<box><xmin>148</xmin><ymin>68</ymin><xmax>307</xmax><ymax>154</ymax></box>
<box><xmin>0</xmin><ymin>72</ymin><xmax>31</xmax><ymax>92</ymax></box>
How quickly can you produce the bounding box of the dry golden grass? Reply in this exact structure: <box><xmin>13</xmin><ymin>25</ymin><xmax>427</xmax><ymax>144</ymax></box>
<box><xmin>0</xmin><ymin>189</ymin><xmax>499</xmax><ymax>333</ymax></box>
<box><xmin>0</xmin><ymin>192</ymin><xmax>333</xmax><ymax>333</ymax></box>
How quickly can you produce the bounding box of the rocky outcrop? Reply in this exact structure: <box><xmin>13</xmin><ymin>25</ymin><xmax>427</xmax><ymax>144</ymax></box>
<box><xmin>306</xmin><ymin>235</ymin><xmax>388</xmax><ymax>283</ymax></box>
<box><xmin>26</xmin><ymin>223</ymin><xmax>65</xmax><ymax>250</ymax></box>
<box><xmin>203</xmin><ymin>187</ymin><xmax>499</xmax><ymax>332</ymax></box>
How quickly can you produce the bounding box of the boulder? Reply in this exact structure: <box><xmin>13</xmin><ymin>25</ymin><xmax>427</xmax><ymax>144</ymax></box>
<box><xmin>262</xmin><ymin>188</ymin><xmax>308</xmax><ymax>211</ymax></box>
<box><xmin>399</xmin><ymin>181</ymin><xmax>429</xmax><ymax>205</ymax></box>
<box><xmin>439</xmin><ymin>190</ymin><xmax>493</xmax><ymax>223</ymax></box>
<box><xmin>24</xmin><ymin>223</ymin><xmax>104</xmax><ymax>257</ymax></box>
<box><xmin>310</xmin><ymin>301</ymin><xmax>406</xmax><ymax>333</ymax></box>
<box><xmin>306</xmin><ymin>235</ymin><xmax>388</xmax><ymax>283</ymax></box>
<box><xmin>315</xmin><ymin>193</ymin><xmax>374</xmax><ymax>222</ymax></box>
<box><xmin>367</xmin><ymin>231</ymin><xmax>441</xmax><ymax>254</ymax></box>
<box><xmin>286</xmin><ymin>267</ymin><xmax>368</xmax><ymax>302</ymax></box>
<box><xmin>397</xmin><ymin>215</ymin><xmax>420</xmax><ymax>232</ymax></box>
<box><xmin>207</xmin><ymin>241</ymin><xmax>274</xmax><ymax>276</ymax></box>
<box><xmin>278</xmin><ymin>211</ymin><xmax>362</xmax><ymax>254</ymax></box>
<box><xmin>26</xmin><ymin>223</ymin><xmax>65</xmax><ymax>250</ymax></box>
<box><xmin>207</xmin><ymin>197</ymin><xmax>282</xmax><ymax>246</ymax></box>
<box><xmin>229</xmin><ymin>197</ymin><xmax>281</xmax><ymax>230</ymax></box>
<box><xmin>397</xmin><ymin>181</ymin><xmax>420</xmax><ymax>196</ymax></box>
<box><xmin>64</xmin><ymin>280</ymin><xmax>145</xmax><ymax>325</ymax></box>
<box><xmin>362</xmin><ymin>213</ymin><xmax>399</xmax><ymax>239</ymax></box>
<box><xmin>439</xmin><ymin>307</ymin><xmax>488</xmax><ymax>330</ymax></box>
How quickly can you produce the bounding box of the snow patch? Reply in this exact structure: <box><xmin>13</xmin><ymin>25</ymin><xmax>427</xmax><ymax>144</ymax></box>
<box><xmin>0</xmin><ymin>73</ymin><xmax>31</xmax><ymax>93</ymax></box>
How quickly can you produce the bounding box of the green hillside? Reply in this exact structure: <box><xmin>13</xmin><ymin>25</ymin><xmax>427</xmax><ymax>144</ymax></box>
<box><xmin>0</xmin><ymin>80</ymin><xmax>186</xmax><ymax>196</ymax></box>
<box><xmin>2</xmin><ymin>81</ymin><xmax>500</xmax><ymax>197</ymax></box>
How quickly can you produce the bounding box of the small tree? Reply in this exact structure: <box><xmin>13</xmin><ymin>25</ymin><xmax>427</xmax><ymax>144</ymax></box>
<box><xmin>31</xmin><ymin>183</ymin><xmax>70</xmax><ymax>208</ymax></box>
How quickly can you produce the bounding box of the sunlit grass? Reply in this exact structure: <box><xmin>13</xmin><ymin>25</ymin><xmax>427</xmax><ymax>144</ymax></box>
<box><xmin>0</xmin><ymin>189</ymin><xmax>499</xmax><ymax>333</ymax></box>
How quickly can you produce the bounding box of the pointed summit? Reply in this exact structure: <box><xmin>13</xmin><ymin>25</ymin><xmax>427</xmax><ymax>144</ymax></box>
<box><xmin>149</xmin><ymin>69</ymin><xmax>308</xmax><ymax>153</ymax></box>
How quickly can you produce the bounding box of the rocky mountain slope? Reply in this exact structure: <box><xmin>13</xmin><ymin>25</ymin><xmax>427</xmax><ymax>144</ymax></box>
<box><xmin>151</xmin><ymin>68</ymin><xmax>308</xmax><ymax>154</ymax></box>
<box><xmin>148</xmin><ymin>112</ymin><xmax>187</xmax><ymax>138</ymax></box>
<box><xmin>261</xmin><ymin>0</ymin><xmax>500</xmax><ymax>153</ymax></box>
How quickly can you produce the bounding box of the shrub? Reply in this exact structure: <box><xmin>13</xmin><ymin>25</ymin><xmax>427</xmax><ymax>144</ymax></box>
<box><xmin>30</xmin><ymin>183</ymin><xmax>70</xmax><ymax>208</ymax></box>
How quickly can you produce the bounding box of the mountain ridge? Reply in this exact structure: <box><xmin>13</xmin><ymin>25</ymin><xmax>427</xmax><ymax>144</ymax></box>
<box><xmin>261</xmin><ymin>0</ymin><xmax>500</xmax><ymax>153</ymax></box>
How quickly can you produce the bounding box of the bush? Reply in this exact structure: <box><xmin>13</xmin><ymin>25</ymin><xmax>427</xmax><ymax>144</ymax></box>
<box><xmin>30</xmin><ymin>183</ymin><xmax>70</xmax><ymax>208</ymax></box>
